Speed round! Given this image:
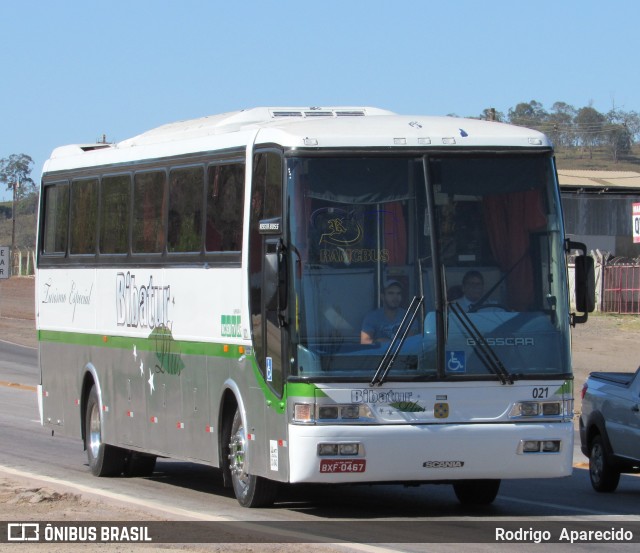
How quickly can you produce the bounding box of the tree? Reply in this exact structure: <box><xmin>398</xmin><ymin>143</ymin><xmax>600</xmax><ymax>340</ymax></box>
<box><xmin>0</xmin><ymin>154</ymin><xmax>36</xmax><ymax>201</ymax></box>
<box><xmin>575</xmin><ymin>106</ymin><xmax>606</xmax><ymax>158</ymax></box>
<box><xmin>605</xmin><ymin>108</ymin><xmax>640</xmax><ymax>162</ymax></box>
<box><xmin>507</xmin><ymin>100</ymin><xmax>548</xmax><ymax>128</ymax></box>
<box><xmin>547</xmin><ymin>102</ymin><xmax>577</xmax><ymax>148</ymax></box>
<box><xmin>479</xmin><ymin>108</ymin><xmax>505</xmax><ymax>122</ymax></box>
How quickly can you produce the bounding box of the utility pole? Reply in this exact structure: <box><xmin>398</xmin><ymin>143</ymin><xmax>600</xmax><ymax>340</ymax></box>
<box><xmin>11</xmin><ymin>178</ymin><xmax>18</xmax><ymax>256</ymax></box>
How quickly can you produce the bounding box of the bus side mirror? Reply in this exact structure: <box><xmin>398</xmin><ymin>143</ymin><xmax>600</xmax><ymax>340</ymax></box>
<box><xmin>575</xmin><ymin>254</ymin><xmax>595</xmax><ymax>314</ymax></box>
<box><xmin>566</xmin><ymin>239</ymin><xmax>595</xmax><ymax>325</ymax></box>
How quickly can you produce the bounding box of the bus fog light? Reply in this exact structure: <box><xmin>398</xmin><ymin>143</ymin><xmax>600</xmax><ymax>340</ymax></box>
<box><xmin>542</xmin><ymin>403</ymin><xmax>561</xmax><ymax>416</ymax></box>
<box><xmin>340</xmin><ymin>405</ymin><xmax>360</xmax><ymax>419</ymax></box>
<box><xmin>339</xmin><ymin>443</ymin><xmax>359</xmax><ymax>456</ymax></box>
<box><xmin>542</xmin><ymin>440</ymin><xmax>560</xmax><ymax>452</ymax></box>
<box><xmin>318</xmin><ymin>406</ymin><xmax>339</xmax><ymax>419</ymax></box>
<box><xmin>522</xmin><ymin>440</ymin><xmax>541</xmax><ymax>452</ymax></box>
<box><xmin>294</xmin><ymin>403</ymin><xmax>314</xmax><ymax>423</ymax></box>
<box><xmin>318</xmin><ymin>443</ymin><xmax>339</xmax><ymax>456</ymax></box>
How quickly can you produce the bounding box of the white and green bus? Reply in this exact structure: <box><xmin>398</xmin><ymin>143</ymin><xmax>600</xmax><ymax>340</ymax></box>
<box><xmin>36</xmin><ymin>107</ymin><xmax>594</xmax><ymax>507</ymax></box>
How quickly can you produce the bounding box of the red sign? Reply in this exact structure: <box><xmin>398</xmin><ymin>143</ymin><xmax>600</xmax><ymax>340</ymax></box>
<box><xmin>633</xmin><ymin>203</ymin><xmax>640</xmax><ymax>244</ymax></box>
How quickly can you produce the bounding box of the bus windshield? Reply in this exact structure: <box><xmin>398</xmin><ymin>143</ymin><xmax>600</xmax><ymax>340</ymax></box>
<box><xmin>286</xmin><ymin>154</ymin><xmax>571</xmax><ymax>381</ymax></box>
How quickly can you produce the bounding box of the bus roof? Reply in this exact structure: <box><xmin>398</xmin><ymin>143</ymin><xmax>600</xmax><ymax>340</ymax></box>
<box><xmin>43</xmin><ymin>107</ymin><xmax>551</xmax><ymax>174</ymax></box>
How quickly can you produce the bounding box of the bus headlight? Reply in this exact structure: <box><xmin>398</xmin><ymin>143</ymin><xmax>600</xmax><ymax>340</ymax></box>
<box><xmin>510</xmin><ymin>401</ymin><xmax>568</xmax><ymax>419</ymax></box>
<box><xmin>291</xmin><ymin>402</ymin><xmax>375</xmax><ymax>424</ymax></box>
<box><xmin>519</xmin><ymin>439</ymin><xmax>562</xmax><ymax>454</ymax></box>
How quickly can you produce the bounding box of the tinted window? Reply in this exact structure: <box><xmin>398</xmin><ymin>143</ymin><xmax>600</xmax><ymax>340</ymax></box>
<box><xmin>100</xmin><ymin>175</ymin><xmax>130</xmax><ymax>254</ymax></box>
<box><xmin>70</xmin><ymin>178</ymin><xmax>98</xmax><ymax>255</ymax></box>
<box><xmin>133</xmin><ymin>171</ymin><xmax>166</xmax><ymax>253</ymax></box>
<box><xmin>206</xmin><ymin>163</ymin><xmax>244</xmax><ymax>252</ymax></box>
<box><xmin>42</xmin><ymin>183</ymin><xmax>69</xmax><ymax>254</ymax></box>
<box><xmin>168</xmin><ymin>166</ymin><xmax>203</xmax><ymax>252</ymax></box>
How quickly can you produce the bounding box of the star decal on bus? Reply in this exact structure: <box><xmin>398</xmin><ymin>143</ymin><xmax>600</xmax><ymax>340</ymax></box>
<box><xmin>148</xmin><ymin>369</ymin><xmax>155</xmax><ymax>394</ymax></box>
<box><xmin>139</xmin><ymin>359</ymin><xmax>144</xmax><ymax>376</ymax></box>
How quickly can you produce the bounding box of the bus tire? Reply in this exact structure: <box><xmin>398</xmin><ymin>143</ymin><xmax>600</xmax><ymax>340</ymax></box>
<box><xmin>453</xmin><ymin>479</ymin><xmax>500</xmax><ymax>505</ymax></box>
<box><xmin>589</xmin><ymin>435</ymin><xmax>620</xmax><ymax>492</ymax></box>
<box><xmin>227</xmin><ymin>408</ymin><xmax>278</xmax><ymax>507</ymax></box>
<box><xmin>123</xmin><ymin>452</ymin><xmax>157</xmax><ymax>477</ymax></box>
<box><xmin>85</xmin><ymin>386</ymin><xmax>126</xmax><ymax>477</ymax></box>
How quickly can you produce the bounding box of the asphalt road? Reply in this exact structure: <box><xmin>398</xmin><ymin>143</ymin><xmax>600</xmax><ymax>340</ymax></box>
<box><xmin>1</xmin><ymin>339</ymin><xmax>640</xmax><ymax>551</ymax></box>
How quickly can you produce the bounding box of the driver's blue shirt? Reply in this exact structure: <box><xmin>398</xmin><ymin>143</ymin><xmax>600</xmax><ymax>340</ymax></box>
<box><xmin>361</xmin><ymin>308</ymin><xmax>417</xmax><ymax>342</ymax></box>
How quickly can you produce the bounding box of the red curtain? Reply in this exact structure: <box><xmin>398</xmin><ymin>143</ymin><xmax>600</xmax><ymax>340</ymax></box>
<box><xmin>483</xmin><ymin>189</ymin><xmax>547</xmax><ymax>310</ymax></box>
<box><xmin>384</xmin><ymin>203</ymin><xmax>407</xmax><ymax>266</ymax></box>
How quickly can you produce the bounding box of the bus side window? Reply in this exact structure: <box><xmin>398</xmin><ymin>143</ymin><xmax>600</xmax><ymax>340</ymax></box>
<box><xmin>168</xmin><ymin>166</ymin><xmax>204</xmax><ymax>253</ymax></box>
<box><xmin>100</xmin><ymin>175</ymin><xmax>131</xmax><ymax>255</ymax></box>
<box><xmin>70</xmin><ymin>178</ymin><xmax>98</xmax><ymax>255</ymax></box>
<box><xmin>42</xmin><ymin>182</ymin><xmax>69</xmax><ymax>254</ymax></box>
<box><xmin>133</xmin><ymin>171</ymin><xmax>166</xmax><ymax>254</ymax></box>
<box><xmin>206</xmin><ymin>163</ymin><xmax>245</xmax><ymax>252</ymax></box>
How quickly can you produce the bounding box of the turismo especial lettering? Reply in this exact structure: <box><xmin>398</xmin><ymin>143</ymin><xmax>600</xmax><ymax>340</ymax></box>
<box><xmin>467</xmin><ymin>337</ymin><xmax>535</xmax><ymax>347</ymax></box>
<box><xmin>116</xmin><ymin>272</ymin><xmax>171</xmax><ymax>329</ymax></box>
<box><xmin>41</xmin><ymin>279</ymin><xmax>93</xmax><ymax>321</ymax></box>
<box><xmin>352</xmin><ymin>389</ymin><xmax>414</xmax><ymax>404</ymax></box>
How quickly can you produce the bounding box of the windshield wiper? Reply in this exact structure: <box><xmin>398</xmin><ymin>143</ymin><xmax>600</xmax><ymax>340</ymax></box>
<box><xmin>448</xmin><ymin>302</ymin><xmax>514</xmax><ymax>385</ymax></box>
<box><xmin>370</xmin><ymin>296</ymin><xmax>423</xmax><ymax>386</ymax></box>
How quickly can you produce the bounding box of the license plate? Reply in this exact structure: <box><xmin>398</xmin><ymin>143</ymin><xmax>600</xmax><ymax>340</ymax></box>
<box><xmin>319</xmin><ymin>459</ymin><xmax>366</xmax><ymax>473</ymax></box>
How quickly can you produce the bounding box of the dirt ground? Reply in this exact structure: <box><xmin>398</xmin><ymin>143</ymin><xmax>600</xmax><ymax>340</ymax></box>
<box><xmin>1</xmin><ymin>276</ymin><xmax>639</xmax><ymax>549</ymax></box>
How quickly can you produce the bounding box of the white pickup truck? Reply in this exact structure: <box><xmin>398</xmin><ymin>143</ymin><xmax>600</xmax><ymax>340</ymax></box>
<box><xmin>579</xmin><ymin>368</ymin><xmax>640</xmax><ymax>492</ymax></box>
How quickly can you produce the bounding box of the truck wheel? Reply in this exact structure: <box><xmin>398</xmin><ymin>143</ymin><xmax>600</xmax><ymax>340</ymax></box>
<box><xmin>453</xmin><ymin>479</ymin><xmax>500</xmax><ymax>505</ymax></box>
<box><xmin>85</xmin><ymin>386</ymin><xmax>126</xmax><ymax>477</ymax></box>
<box><xmin>227</xmin><ymin>408</ymin><xmax>278</xmax><ymax>507</ymax></box>
<box><xmin>589</xmin><ymin>435</ymin><xmax>620</xmax><ymax>492</ymax></box>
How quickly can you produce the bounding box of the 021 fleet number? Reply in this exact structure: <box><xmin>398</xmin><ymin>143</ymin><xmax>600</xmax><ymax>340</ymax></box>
<box><xmin>532</xmin><ymin>387</ymin><xmax>549</xmax><ymax>399</ymax></box>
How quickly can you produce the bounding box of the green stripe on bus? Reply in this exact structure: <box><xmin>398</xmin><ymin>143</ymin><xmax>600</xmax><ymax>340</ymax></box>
<box><xmin>38</xmin><ymin>329</ymin><xmax>243</xmax><ymax>359</ymax></box>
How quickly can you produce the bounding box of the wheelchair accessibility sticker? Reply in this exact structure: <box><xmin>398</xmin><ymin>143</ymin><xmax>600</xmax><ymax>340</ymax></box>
<box><xmin>446</xmin><ymin>351</ymin><xmax>466</xmax><ymax>373</ymax></box>
<box><xmin>266</xmin><ymin>357</ymin><xmax>273</xmax><ymax>382</ymax></box>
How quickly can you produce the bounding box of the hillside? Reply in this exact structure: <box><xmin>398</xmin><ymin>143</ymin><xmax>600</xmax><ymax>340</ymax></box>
<box><xmin>555</xmin><ymin>144</ymin><xmax>640</xmax><ymax>172</ymax></box>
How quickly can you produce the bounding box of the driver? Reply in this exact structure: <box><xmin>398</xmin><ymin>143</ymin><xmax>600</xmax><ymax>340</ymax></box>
<box><xmin>361</xmin><ymin>280</ymin><xmax>418</xmax><ymax>344</ymax></box>
<box><xmin>457</xmin><ymin>270</ymin><xmax>485</xmax><ymax>312</ymax></box>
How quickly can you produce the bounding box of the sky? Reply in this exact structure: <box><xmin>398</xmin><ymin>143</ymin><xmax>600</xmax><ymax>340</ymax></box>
<box><xmin>1</xmin><ymin>0</ymin><xmax>639</xmax><ymax>201</ymax></box>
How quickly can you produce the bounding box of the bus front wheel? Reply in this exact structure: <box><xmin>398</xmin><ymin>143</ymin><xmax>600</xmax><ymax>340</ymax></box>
<box><xmin>453</xmin><ymin>479</ymin><xmax>500</xmax><ymax>505</ymax></box>
<box><xmin>85</xmin><ymin>386</ymin><xmax>126</xmax><ymax>477</ymax></box>
<box><xmin>227</xmin><ymin>409</ymin><xmax>278</xmax><ymax>507</ymax></box>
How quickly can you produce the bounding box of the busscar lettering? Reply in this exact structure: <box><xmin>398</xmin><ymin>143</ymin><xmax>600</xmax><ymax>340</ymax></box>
<box><xmin>116</xmin><ymin>272</ymin><xmax>171</xmax><ymax>329</ymax></box>
<box><xmin>467</xmin><ymin>337</ymin><xmax>535</xmax><ymax>347</ymax></box>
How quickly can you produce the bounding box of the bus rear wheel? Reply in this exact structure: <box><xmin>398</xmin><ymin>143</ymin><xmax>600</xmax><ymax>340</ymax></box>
<box><xmin>85</xmin><ymin>386</ymin><xmax>126</xmax><ymax>477</ymax></box>
<box><xmin>453</xmin><ymin>479</ymin><xmax>500</xmax><ymax>505</ymax></box>
<box><xmin>227</xmin><ymin>409</ymin><xmax>278</xmax><ymax>507</ymax></box>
